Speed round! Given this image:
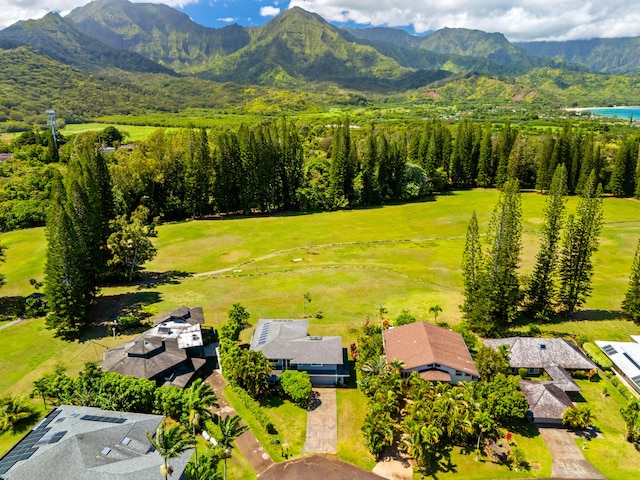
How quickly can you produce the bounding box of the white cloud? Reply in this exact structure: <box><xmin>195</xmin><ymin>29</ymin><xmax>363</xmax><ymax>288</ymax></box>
<box><xmin>217</xmin><ymin>16</ymin><xmax>238</xmax><ymax>22</ymax></box>
<box><xmin>260</xmin><ymin>5</ymin><xmax>280</xmax><ymax>16</ymax></box>
<box><xmin>1</xmin><ymin>0</ymin><xmax>640</xmax><ymax>41</ymax></box>
<box><xmin>285</xmin><ymin>0</ymin><xmax>640</xmax><ymax>42</ymax></box>
<box><xmin>0</xmin><ymin>0</ymin><xmax>200</xmax><ymax>30</ymax></box>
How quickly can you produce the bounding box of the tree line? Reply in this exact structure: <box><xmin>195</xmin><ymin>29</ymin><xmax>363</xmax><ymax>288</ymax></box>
<box><xmin>4</xmin><ymin>118</ymin><xmax>640</xmax><ymax>234</ymax></box>
<box><xmin>44</xmin><ymin>132</ymin><xmax>157</xmax><ymax>337</ymax></box>
<box><xmin>461</xmin><ymin>167</ymin><xmax>606</xmax><ymax>336</ymax></box>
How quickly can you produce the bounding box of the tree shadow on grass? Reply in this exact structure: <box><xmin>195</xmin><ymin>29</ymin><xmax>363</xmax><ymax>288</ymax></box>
<box><xmin>137</xmin><ymin>270</ymin><xmax>193</xmax><ymax>290</ymax></box>
<box><xmin>503</xmin><ymin>419</ymin><xmax>540</xmax><ymax>439</ymax></box>
<box><xmin>0</xmin><ymin>296</ymin><xmax>24</xmax><ymax>318</ymax></box>
<box><xmin>90</xmin><ymin>291</ymin><xmax>162</xmax><ymax>325</ymax></box>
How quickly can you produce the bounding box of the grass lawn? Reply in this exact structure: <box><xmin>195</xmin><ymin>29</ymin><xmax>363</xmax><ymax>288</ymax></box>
<box><xmin>336</xmin><ymin>387</ymin><xmax>376</xmax><ymax>470</ymax></box>
<box><xmin>573</xmin><ymin>377</ymin><xmax>640</xmax><ymax>480</ymax></box>
<box><xmin>59</xmin><ymin>123</ymin><xmax>179</xmax><ymax>143</ymax></box>
<box><xmin>223</xmin><ymin>386</ymin><xmax>307</xmax><ymax>461</ymax></box>
<box><xmin>417</xmin><ymin>421</ymin><xmax>552</xmax><ymax>480</ymax></box>
<box><xmin>1</xmin><ymin>190</ymin><xmax>640</xmax><ymax>475</ymax></box>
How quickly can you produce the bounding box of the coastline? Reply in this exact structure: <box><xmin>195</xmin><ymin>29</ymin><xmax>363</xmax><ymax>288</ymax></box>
<box><xmin>565</xmin><ymin>105</ymin><xmax>638</xmax><ymax>112</ymax></box>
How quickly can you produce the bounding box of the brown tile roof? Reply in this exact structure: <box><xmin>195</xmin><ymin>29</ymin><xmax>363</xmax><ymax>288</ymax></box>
<box><xmin>419</xmin><ymin>370</ymin><xmax>452</xmax><ymax>382</ymax></box>
<box><xmin>383</xmin><ymin>322</ymin><xmax>479</xmax><ymax>377</ymax></box>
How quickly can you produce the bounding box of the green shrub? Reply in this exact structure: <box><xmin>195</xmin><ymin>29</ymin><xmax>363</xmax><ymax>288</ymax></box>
<box><xmin>231</xmin><ymin>385</ymin><xmax>276</xmax><ymax>434</ymax></box>
<box><xmin>583</xmin><ymin>342</ymin><xmax>613</xmax><ymax>369</ymax></box>
<box><xmin>279</xmin><ymin>370</ymin><xmax>312</xmax><ymax>408</ymax></box>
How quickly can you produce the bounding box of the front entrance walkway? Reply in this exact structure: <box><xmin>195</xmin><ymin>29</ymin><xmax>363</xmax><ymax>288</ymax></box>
<box><xmin>303</xmin><ymin>389</ymin><xmax>337</xmax><ymax>454</ymax></box>
<box><xmin>205</xmin><ymin>371</ymin><xmax>274</xmax><ymax>475</ymax></box>
<box><xmin>538</xmin><ymin>427</ymin><xmax>606</xmax><ymax>479</ymax></box>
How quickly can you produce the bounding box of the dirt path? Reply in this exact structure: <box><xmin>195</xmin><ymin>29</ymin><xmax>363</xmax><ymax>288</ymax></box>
<box><xmin>538</xmin><ymin>427</ymin><xmax>606</xmax><ymax>479</ymax></box>
<box><xmin>303</xmin><ymin>389</ymin><xmax>337</xmax><ymax>454</ymax></box>
<box><xmin>205</xmin><ymin>371</ymin><xmax>274</xmax><ymax>475</ymax></box>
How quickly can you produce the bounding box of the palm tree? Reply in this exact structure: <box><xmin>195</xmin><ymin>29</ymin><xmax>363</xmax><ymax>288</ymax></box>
<box><xmin>360</xmin><ymin>356</ymin><xmax>389</xmax><ymax>377</ymax></box>
<box><xmin>215</xmin><ymin>415</ymin><xmax>248</xmax><ymax>480</ymax></box>
<box><xmin>0</xmin><ymin>396</ymin><xmax>34</xmax><ymax>432</ymax></box>
<box><xmin>146</xmin><ymin>419</ymin><xmax>195</xmax><ymax>480</ymax></box>
<box><xmin>429</xmin><ymin>304</ymin><xmax>442</xmax><ymax>322</ymax></box>
<box><xmin>186</xmin><ymin>379</ymin><xmax>219</xmax><ymax>479</ymax></box>
<box><xmin>473</xmin><ymin>411</ymin><xmax>494</xmax><ymax>461</ymax></box>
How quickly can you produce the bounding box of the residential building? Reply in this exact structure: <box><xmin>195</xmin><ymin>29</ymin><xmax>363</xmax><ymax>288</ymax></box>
<box><xmin>102</xmin><ymin>306</ymin><xmax>216</xmax><ymax>388</ymax></box>
<box><xmin>0</xmin><ymin>405</ymin><xmax>192</xmax><ymax>479</ymax></box>
<box><xmin>382</xmin><ymin>322</ymin><xmax>480</xmax><ymax>384</ymax></box>
<box><xmin>249</xmin><ymin>319</ymin><xmax>349</xmax><ymax>386</ymax></box>
<box><xmin>483</xmin><ymin>337</ymin><xmax>596</xmax><ymax>424</ymax></box>
<box><xmin>596</xmin><ymin>336</ymin><xmax>640</xmax><ymax>395</ymax></box>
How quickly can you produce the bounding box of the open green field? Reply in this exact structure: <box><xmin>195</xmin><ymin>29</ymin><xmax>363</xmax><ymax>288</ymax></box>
<box><xmin>2</xmin><ymin>190</ymin><xmax>640</xmax><ymax>394</ymax></box>
<box><xmin>2</xmin><ymin>189</ymin><xmax>640</xmax><ymax>475</ymax></box>
<box><xmin>59</xmin><ymin>123</ymin><xmax>179</xmax><ymax>143</ymax></box>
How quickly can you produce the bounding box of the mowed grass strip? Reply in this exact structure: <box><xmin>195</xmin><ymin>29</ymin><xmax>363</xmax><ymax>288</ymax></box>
<box><xmin>574</xmin><ymin>377</ymin><xmax>640</xmax><ymax>480</ymax></box>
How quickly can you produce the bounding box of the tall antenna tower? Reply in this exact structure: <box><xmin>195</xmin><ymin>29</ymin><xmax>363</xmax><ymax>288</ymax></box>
<box><xmin>45</xmin><ymin>109</ymin><xmax>57</xmax><ymax>149</ymax></box>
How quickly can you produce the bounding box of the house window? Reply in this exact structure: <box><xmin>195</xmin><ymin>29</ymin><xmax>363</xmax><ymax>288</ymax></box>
<box><xmin>528</xmin><ymin>368</ymin><xmax>539</xmax><ymax>375</ymax></box>
<box><xmin>311</xmin><ymin>363</ymin><xmax>323</xmax><ymax>367</ymax></box>
<box><xmin>455</xmin><ymin>371</ymin><xmax>463</xmax><ymax>376</ymax></box>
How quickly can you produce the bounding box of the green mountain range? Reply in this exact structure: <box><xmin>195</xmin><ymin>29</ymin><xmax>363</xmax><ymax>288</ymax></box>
<box><xmin>67</xmin><ymin>0</ymin><xmax>250</xmax><ymax>71</ymax></box>
<box><xmin>516</xmin><ymin>38</ymin><xmax>640</xmax><ymax>74</ymax></box>
<box><xmin>0</xmin><ymin>11</ymin><xmax>171</xmax><ymax>74</ymax></box>
<box><xmin>2</xmin><ymin>0</ymin><xmax>640</xmax><ymax>125</ymax></box>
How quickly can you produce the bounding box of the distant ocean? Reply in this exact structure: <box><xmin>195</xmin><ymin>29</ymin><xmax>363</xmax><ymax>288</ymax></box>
<box><xmin>583</xmin><ymin>106</ymin><xmax>640</xmax><ymax>120</ymax></box>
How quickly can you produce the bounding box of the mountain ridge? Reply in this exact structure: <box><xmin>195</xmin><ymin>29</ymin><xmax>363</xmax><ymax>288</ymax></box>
<box><xmin>0</xmin><ymin>11</ymin><xmax>172</xmax><ymax>74</ymax></box>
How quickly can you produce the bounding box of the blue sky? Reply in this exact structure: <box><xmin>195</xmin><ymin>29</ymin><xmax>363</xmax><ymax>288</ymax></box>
<box><xmin>3</xmin><ymin>0</ymin><xmax>640</xmax><ymax>43</ymax></box>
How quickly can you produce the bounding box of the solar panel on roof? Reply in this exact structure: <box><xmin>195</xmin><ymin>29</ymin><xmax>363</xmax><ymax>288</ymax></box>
<box><xmin>257</xmin><ymin>322</ymin><xmax>271</xmax><ymax>346</ymax></box>
<box><xmin>602</xmin><ymin>344</ymin><xmax>617</xmax><ymax>356</ymax></box>
<box><xmin>0</xmin><ymin>460</ymin><xmax>16</xmax><ymax>474</ymax></box>
<box><xmin>49</xmin><ymin>431</ymin><xmax>66</xmax><ymax>443</ymax></box>
<box><xmin>81</xmin><ymin>414</ymin><xmax>126</xmax><ymax>424</ymax></box>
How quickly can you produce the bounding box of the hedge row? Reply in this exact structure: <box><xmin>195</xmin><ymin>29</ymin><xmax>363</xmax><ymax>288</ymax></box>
<box><xmin>583</xmin><ymin>342</ymin><xmax>613</xmax><ymax>369</ymax></box>
<box><xmin>231</xmin><ymin>385</ymin><xmax>276</xmax><ymax>434</ymax></box>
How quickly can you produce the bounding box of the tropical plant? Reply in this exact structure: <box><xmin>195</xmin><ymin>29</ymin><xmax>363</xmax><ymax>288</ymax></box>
<box><xmin>146</xmin><ymin>419</ymin><xmax>195</xmax><ymax>480</ymax></box>
<box><xmin>214</xmin><ymin>415</ymin><xmax>249</xmax><ymax>480</ymax></box>
<box><xmin>429</xmin><ymin>304</ymin><xmax>443</xmax><ymax>322</ymax></box>
<box><xmin>562</xmin><ymin>405</ymin><xmax>594</xmax><ymax>430</ymax></box>
<box><xmin>0</xmin><ymin>395</ymin><xmax>34</xmax><ymax>432</ymax></box>
<box><xmin>621</xmin><ymin>399</ymin><xmax>640</xmax><ymax>444</ymax></box>
<box><xmin>184</xmin><ymin>378</ymin><xmax>219</xmax><ymax>478</ymax></box>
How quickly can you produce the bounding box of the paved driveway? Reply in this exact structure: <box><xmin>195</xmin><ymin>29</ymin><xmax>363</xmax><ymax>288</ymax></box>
<box><xmin>538</xmin><ymin>427</ymin><xmax>605</xmax><ymax>479</ymax></box>
<box><xmin>303</xmin><ymin>389</ymin><xmax>337</xmax><ymax>454</ymax></box>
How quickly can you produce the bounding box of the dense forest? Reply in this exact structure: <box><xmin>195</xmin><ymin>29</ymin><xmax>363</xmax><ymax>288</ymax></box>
<box><xmin>2</xmin><ymin>117</ymin><xmax>639</xmax><ymax>233</ymax></box>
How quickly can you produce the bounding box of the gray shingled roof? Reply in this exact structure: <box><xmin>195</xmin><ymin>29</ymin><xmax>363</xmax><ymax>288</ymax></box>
<box><xmin>483</xmin><ymin>337</ymin><xmax>595</xmax><ymax>370</ymax></box>
<box><xmin>0</xmin><ymin>405</ymin><xmax>192</xmax><ymax>480</ymax></box>
<box><xmin>102</xmin><ymin>307</ymin><xmax>208</xmax><ymax>387</ymax></box>
<box><xmin>153</xmin><ymin>306</ymin><xmax>204</xmax><ymax>326</ymax></box>
<box><xmin>250</xmin><ymin>319</ymin><xmax>344</xmax><ymax>365</ymax></box>
<box><xmin>519</xmin><ymin>380</ymin><xmax>574</xmax><ymax>423</ymax></box>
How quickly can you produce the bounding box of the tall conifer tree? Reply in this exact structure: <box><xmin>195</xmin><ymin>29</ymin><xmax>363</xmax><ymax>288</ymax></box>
<box><xmin>461</xmin><ymin>211</ymin><xmax>484</xmax><ymax>322</ymax></box>
<box><xmin>526</xmin><ymin>164</ymin><xmax>568</xmax><ymax>319</ymax></box>
<box><xmin>557</xmin><ymin>171</ymin><xmax>603</xmax><ymax>313</ymax></box>
<box><xmin>622</xmin><ymin>238</ymin><xmax>640</xmax><ymax>323</ymax></box>
<box><xmin>44</xmin><ymin>172</ymin><xmax>94</xmax><ymax>337</ymax></box>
